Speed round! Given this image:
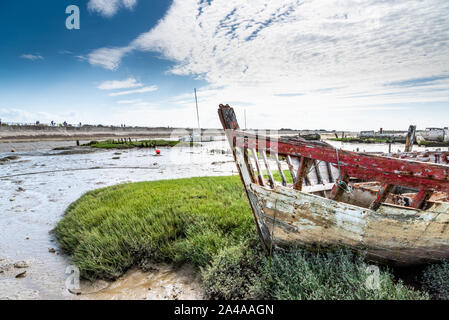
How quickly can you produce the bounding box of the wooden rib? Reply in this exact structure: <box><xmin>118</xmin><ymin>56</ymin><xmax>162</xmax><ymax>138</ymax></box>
<box><xmin>298</xmin><ymin>157</ymin><xmax>313</xmax><ymax>186</ymax></box>
<box><xmin>261</xmin><ymin>150</ymin><xmax>275</xmax><ymax>188</ymax></box>
<box><xmin>243</xmin><ymin>143</ymin><xmax>257</xmax><ymax>184</ymax></box>
<box><xmin>325</xmin><ymin>162</ymin><xmax>335</xmax><ymax>183</ymax></box>
<box><xmin>232</xmin><ymin>132</ymin><xmax>449</xmax><ymax>193</ymax></box>
<box><xmin>313</xmin><ymin>160</ymin><xmax>324</xmax><ymax>184</ymax></box>
<box><xmin>330</xmin><ymin>174</ymin><xmax>350</xmax><ymax>201</ymax></box>
<box><xmin>294</xmin><ymin>157</ymin><xmax>314</xmax><ymax>191</ymax></box>
<box><xmin>274</xmin><ymin>154</ymin><xmax>287</xmax><ymax>186</ymax></box>
<box><xmin>369</xmin><ymin>184</ymin><xmax>394</xmax><ymax>211</ymax></box>
<box><xmin>286</xmin><ymin>155</ymin><xmax>297</xmax><ymax>183</ymax></box>
<box><xmin>251</xmin><ymin>148</ymin><xmax>265</xmax><ymax>186</ymax></box>
<box><xmin>410</xmin><ymin>190</ymin><xmax>433</xmax><ymax>209</ymax></box>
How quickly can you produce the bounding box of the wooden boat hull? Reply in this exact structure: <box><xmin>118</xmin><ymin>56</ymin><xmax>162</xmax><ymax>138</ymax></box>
<box><xmin>218</xmin><ymin>104</ymin><xmax>449</xmax><ymax>266</ymax></box>
<box><xmin>250</xmin><ymin>182</ymin><xmax>449</xmax><ymax>266</ymax></box>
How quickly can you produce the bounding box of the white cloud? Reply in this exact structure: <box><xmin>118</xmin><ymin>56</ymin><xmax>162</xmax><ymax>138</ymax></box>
<box><xmin>87</xmin><ymin>46</ymin><xmax>133</xmax><ymax>70</ymax></box>
<box><xmin>116</xmin><ymin>99</ymin><xmax>143</xmax><ymax>104</ymax></box>
<box><xmin>0</xmin><ymin>108</ymin><xmax>80</xmax><ymax>125</ymax></box>
<box><xmin>87</xmin><ymin>0</ymin><xmax>449</xmax><ymax>129</ymax></box>
<box><xmin>20</xmin><ymin>54</ymin><xmax>44</xmax><ymax>61</ymax></box>
<box><xmin>98</xmin><ymin>78</ymin><xmax>143</xmax><ymax>90</ymax></box>
<box><xmin>109</xmin><ymin>86</ymin><xmax>158</xmax><ymax>96</ymax></box>
<box><xmin>88</xmin><ymin>0</ymin><xmax>138</xmax><ymax>18</ymax></box>
<box><xmin>129</xmin><ymin>0</ymin><xmax>449</xmax><ymax>89</ymax></box>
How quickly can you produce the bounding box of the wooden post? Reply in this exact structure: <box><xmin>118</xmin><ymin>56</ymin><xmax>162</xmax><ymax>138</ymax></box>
<box><xmin>405</xmin><ymin>125</ymin><xmax>417</xmax><ymax>152</ymax></box>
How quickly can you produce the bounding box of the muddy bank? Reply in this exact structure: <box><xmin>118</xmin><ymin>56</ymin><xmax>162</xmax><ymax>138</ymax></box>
<box><xmin>79</xmin><ymin>264</ymin><xmax>203</xmax><ymax>300</ymax></box>
<box><xmin>0</xmin><ymin>140</ymin><xmax>236</xmax><ymax>299</ymax></box>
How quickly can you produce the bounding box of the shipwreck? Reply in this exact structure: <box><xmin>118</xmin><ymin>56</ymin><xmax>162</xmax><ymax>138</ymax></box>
<box><xmin>218</xmin><ymin>104</ymin><xmax>449</xmax><ymax>266</ymax></box>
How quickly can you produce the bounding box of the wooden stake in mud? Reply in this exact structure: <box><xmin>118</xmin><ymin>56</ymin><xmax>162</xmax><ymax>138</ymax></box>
<box><xmin>405</xmin><ymin>125</ymin><xmax>417</xmax><ymax>153</ymax></box>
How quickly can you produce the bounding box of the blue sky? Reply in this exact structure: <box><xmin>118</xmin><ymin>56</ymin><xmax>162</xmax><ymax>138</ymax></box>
<box><xmin>1</xmin><ymin>0</ymin><xmax>449</xmax><ymax>130</ymax></box>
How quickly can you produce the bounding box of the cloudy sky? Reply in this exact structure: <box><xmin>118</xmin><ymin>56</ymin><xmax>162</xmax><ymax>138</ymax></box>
<box><xmin>1</xmin><ymin>0</ymin><xmax>448</xmax><ymax>130</ymax></box>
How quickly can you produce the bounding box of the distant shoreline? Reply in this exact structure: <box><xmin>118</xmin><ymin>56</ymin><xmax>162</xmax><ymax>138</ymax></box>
<box><xmin>0</xmin><ymin>127</ymin><xmax>226</xmax><ymax>142</ymax></box>
<box><xmin>0</xmin><ymin>126</ymin><xmax>341</xmax><ymax>143</ymax></box>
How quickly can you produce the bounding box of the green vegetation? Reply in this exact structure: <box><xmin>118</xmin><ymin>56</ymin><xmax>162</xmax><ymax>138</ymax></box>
<box><xmin>265</xmin><ymin>249</ymin><xmax>426</xmax><ymax>300</ymax></box>
<box><xmin>263</xmin><ymin>170</ymin><xmax>294</xmax><ymax>184</ymax></box>
<box><xmin>329</xmin><ymin>137</ymin><xmax>449</xmax><ymax>147</ymax></box>
<box><xmin>203</xmin><ymin>240</ymin><xmax>426</xmax><ymax>300</ymax></box>
<box><xmin>55</xmin><ymin>176</ymin><xmax>254</xmax><ymax>280</ymax></box>
<box><xmin>202</xmin><ymin>238</ymin><xmax>267</xmax><ymax>300</ymax></box>
<box><xmin>84</xmin><ymin>139</ymin><xmax>197</xmax><ymax>149</ymax></box>
<box><xmin>56</xmin><ymin>176</ymin><xmax>430</xmax><ymax>299</ymax></box>
<box><xmin>417</xmin><ymin>140</ymin><xmax>449</xmax><ymax>147</ymax></box>
<box><xmin>419</xmin><ymin>260</ymin><xmax>449</xmax><ymax>300</ymax></box>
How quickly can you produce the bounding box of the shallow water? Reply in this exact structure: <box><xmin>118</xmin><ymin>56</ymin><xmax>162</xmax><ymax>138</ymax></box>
<box><xmin>0</xmin><ymin>140</ymin><xmax>235</xmax><ymax>300</ymax></box>
<box><xmin>0</xmin><ymin>139</ymin><xmax>444</xmax><ymax>300</ymax></box>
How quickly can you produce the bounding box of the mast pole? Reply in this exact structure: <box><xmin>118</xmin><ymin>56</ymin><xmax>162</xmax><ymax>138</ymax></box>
<box><xmin>244</xmin><ymin>109</ymin><xmax>247</xmax><ymax>130</ymax></box>
<box><xmin>194</xmin><ymin>88</ymin><xmax>200</xmax><ymax>131</ymax></box>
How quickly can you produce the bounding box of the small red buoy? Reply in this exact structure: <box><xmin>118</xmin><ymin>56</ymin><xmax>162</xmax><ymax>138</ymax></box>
<box><xmin>11</xmin><ymin>149</ymin><xmax>15</xmax><ymax>153</ymax></box>
<box><xmin>155</xmin><ymin>149</ymin><xmax>161</xmax><ymax>155</ymax></box>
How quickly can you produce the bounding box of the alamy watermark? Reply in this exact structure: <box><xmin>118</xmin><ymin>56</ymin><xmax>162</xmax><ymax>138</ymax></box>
<box><xmin>66</xmin><ymin>5</ymin><xmax>80</xmax><ymax>30</ymax></box>
<box><xmin>365</xmin><ymin>265</ymin><xmax>380</xmax><ymax>290</ymax></box>
<box><xmin>65</xmin><ymin>265</ymin><xmax>80</xmax><ymax>292</ymax></box>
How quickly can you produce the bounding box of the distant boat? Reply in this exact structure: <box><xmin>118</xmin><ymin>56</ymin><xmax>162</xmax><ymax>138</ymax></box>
<box><xmin>218</xmin><ymin>104</ymin><xmax>449</xmax><ymax>266</ymax></box>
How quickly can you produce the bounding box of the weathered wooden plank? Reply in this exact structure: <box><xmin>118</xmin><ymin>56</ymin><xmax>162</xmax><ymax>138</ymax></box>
<box><xmin>294</xmin><ymin>157</ymin><xmax>314</xmax><ymax>191</ymax></box>
<box><xmin>411</xmin><ymin>190</ymin><xmax>433</xmax><ymax>209</ymax></box>
<box><xmin>261</xmin><ymin>150</ymin><xmax>275</xmax><ymax>188</ymax></box>
<box><xmin>326</xmin><ymin>161</ymin><xmax>335</xmax><ymax>183</ymax></box>
<box><xmin>251</xmin><ymin>148</ymin><xmax>265</xmax><ymax>186</ymax></box>
<box><xmin>217</xmin><ymin>105</ymin><xmax>273</xmax><ymax>252</ymax></box>
<box><xmin>251</xmin><ymin>183</ymin><xmax>449</xmax><ymax>265</ymax></box>
<box><xmin>369</xmin><ymin>184</ymin><xmax>394</xmax><ymax>211</ymax></box>
<box><xmin>243</xmin><ymin>143</ymin><xmax>257</xmax><ymax>184</ymax></box>
<box><xmin>232</xmin><ymin>131</ymin><xmax>449</xmax><ymax>193</ymax></box>
<box><xmin>274</xmin><ymin>153</ymin><xmax>288</xmax><ymax>186</ymax></box>
<box><xmin>313</xmin><ymin>160</ymin><xmax>324</xmax><ymax>184</ymax></box>
<box><xmin>302</xmin><ymin>182</ymin><xmax>335</xmax><ymax>193</ymax></box>
<box><xmin>286</xmin><ymin>155</ymin><xmax>297</xmax><ymax>182</ymax></box>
